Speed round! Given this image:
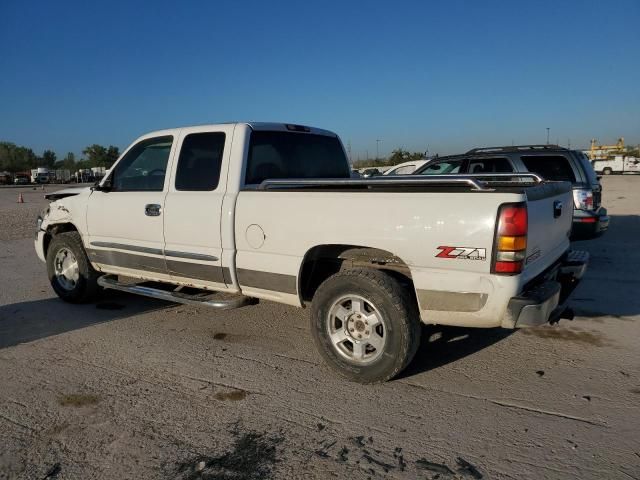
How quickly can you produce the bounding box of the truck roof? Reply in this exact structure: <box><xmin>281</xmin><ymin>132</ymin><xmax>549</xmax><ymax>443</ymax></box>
<box><xmin>141</xmin><ymin>122</ymin><xmax>338</xmax><ymax>139</ymax></box>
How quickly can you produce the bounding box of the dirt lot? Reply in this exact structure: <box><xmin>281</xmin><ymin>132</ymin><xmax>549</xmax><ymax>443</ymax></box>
<box><xmin>0</xmin><ymin>178</ymin><xmax>638</xmax><ymax>479</ymax></box>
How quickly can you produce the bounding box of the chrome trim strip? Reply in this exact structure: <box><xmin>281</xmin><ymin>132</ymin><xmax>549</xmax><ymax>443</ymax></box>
<box><xmin>236</xmin><ymin>268</ymin><xmax>297</xmax><ymax>295</ymax></box>
<box><xmin>90</xmin><ymin>242</ymin><xmax>218</xmax><ymax>262</ymax></box>
<box><xmin>90</xmin><ymin>241</ymin><xmax>163</xmax><ymax>256</ymax></box>
<box><xmin>164</xmin><ymin>250</ymin><xmax>219</xmax><ymax>262</ymax></box>
<box><xmin>417</xmin><ymin>290</ymin><xmax>488</xmax><ymax>312</ymax></box>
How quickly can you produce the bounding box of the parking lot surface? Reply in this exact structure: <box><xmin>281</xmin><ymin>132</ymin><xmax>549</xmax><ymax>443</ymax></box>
<box><xmin>0</xmin><ymin>178</ymin><xmax>639</xmax><ymax>479</ymax></box>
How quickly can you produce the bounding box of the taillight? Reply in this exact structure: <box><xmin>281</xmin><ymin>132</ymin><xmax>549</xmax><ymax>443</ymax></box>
<box><xmin>573</xmin><ymin>189</ymin><xmax>594</xmax><ymax>211</ymax></box>
<box><xmin>493</xmin><ymin>203</ymin><xmax>528</xmax><ymax>275</ymax></box>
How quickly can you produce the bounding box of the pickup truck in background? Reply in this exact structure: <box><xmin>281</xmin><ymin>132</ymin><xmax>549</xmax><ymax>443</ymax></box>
<box><xmin>415</xmin><ymin>145</ymin><xmax>609</xmax><ymax>240</ymax></box>
<box><xmin>592</xmin><ymin>155</ymin><xmax>640</xmax><ymax>175</ymax></box>
<box><xmin>35</xmin><ymin>123</ymin><xmax>588</xmax><ymax>383</ymax></box>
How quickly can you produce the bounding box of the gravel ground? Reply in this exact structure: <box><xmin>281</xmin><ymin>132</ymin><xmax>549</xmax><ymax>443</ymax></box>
<box><xmin>0</xmin><ymin>178</ymin><xmax>639</xmax><ymax>479</ymax></box>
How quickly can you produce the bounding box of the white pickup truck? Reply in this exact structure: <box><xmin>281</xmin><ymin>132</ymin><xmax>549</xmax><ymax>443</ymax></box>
<box><xmin>35</xmin><ymin>122</ymin><xmax>588</xmax><ymax>383</ymax></box>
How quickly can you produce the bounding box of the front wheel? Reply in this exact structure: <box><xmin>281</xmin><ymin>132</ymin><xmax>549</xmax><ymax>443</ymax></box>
<box><xmin>46</xmin><ymin>231</ymin><xmax>100</xmax><ymax>303</ymax></box>
<box><xmin>310</xmin><ymin>268</ymin><xmax>421</xmax><ymax>383</ymax></box>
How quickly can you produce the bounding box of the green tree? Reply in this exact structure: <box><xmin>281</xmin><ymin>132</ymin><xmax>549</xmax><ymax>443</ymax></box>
<box><xmin>106</xmin><ymin>146</ymin><xmax>120</xmax><ymax>165</ymax></box>
<box><xmin>82</xmin><ymin>144</ymin><xmax>120</xmax><ymax>168</ymax></box>
<box><xmin>0</xmin><ymin>142</ymin><xmax>37</xmax><ymax>172</ymax></box>
<box><xmin>387</xmin><ymin>148</ymin><xmax>425</xmax><ymax>165</ymax></box>
<box><xmin>82</xmin><ymin>144</ymin><xmax>108</xmax><ymax>167</ymax></box>
<box><xmin>42</xmin><ymin>149</ymin><xmax>57</xmax><ymax>168</ymax></box>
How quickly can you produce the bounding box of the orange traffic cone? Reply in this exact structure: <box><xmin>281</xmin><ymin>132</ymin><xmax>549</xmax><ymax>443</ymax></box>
<box><xmin>17</xmin><ymin>193</ymin><xmax>24</xmax><ymax>203</ymax></box>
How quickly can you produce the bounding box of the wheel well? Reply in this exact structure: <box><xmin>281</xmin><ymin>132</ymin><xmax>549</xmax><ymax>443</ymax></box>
<box><xmin>299</xmin><ymin>245</ymin><xmax>413</xmax><ymax>302</ymax></box>
<box><xmin>43</xmin><ymin>223</ymin><xmax>78</xmax><ymax>257</ymax></box>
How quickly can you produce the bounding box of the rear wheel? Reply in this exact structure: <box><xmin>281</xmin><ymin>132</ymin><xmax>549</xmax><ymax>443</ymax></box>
<box><xmin>311</xmin><ymin>268</ymin><xmax>421</xmax><ymax>383</ymax></box>
<box><xmin>46</xmin><ymin>231</ymin><xmax>100</xmax><ymax>303</ymax></box>
<box><xmin>603</xmin><ymin>167</ymin><xmax>612</xmax><ymax>175</ymax></box>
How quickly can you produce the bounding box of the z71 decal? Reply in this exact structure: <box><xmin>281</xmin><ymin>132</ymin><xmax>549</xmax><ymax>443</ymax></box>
<box><xmin>436</xmin><ymin>246</ymin><xmax>487</xmax><ymax>261</ymax></box>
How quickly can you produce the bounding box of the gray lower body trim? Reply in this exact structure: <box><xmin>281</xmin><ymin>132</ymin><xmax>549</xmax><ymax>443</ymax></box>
<box><xmin>236</xmin><ymin>268</ymin><xmax>297</xmax><ymax>295</ymax></box>
<box><xmin>87</xmin><ymin>248</ymin><xmax>167</xmax><ymax>273</ymax></box>
<box><xmin>88</xmin><ymin>245</ymin><xmax>297</xmax><ymax>294</ymax></box>
<box><xmin>417</xmin><ymin>289</ymin><xmax>488</xmax><ymax>312</ymax></box>
<box><xmin>87</xmin><ymin>249</ymin><xmax>228</xmax><ymax>284</ymax></box>
<box><xmin>166</xmin><ymin>259</ymin><xmax>229</xmax><ymax>284</ymax></box>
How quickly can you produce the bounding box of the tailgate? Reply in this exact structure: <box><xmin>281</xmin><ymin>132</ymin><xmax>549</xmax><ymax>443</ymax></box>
<box><xmin>523</xmin><ymin>182</ymin><xmax>573</xmax><ymax>280</ymax></box>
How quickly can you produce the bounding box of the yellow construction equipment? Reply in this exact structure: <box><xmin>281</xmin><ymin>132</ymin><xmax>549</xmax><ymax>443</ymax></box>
<box><xmin>589</xmin><ymin>137</ymin><xmax>625</xmax><ymax>160</ymax></box>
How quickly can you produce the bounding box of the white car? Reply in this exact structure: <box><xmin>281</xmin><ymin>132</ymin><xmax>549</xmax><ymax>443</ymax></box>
<box><xmin>383</xmin><ymin>160</ymin><xmax>429</xmax><ymax>176</ymax></box>
<box><xmin>35</xmin><ymin>122</ymin><xmax>587</xmax><ymax>383</ymax></box>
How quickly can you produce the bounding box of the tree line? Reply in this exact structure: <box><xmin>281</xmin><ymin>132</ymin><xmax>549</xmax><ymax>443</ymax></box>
<box><xmin>352</xmin><ymin>148</ymin><xmax>427</xmax><ymax>168</ymax></box>
<box><xmin>0</xmin><ymin>141</ymin><xmax>120</xmax><ymax>173</ymax></box>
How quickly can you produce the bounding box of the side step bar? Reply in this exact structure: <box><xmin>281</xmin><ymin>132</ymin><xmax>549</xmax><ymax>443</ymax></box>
<box><xmin>97</xmin><ymin>275</ymin><xmax>256</xmax><ymax>310</ymax></box>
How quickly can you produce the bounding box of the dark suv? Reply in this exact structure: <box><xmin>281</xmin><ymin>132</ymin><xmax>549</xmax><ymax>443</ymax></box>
<box><xmin>414</xmin><ymin>145</ymin><xmax>609</xmax><ymax>240</ymax></box>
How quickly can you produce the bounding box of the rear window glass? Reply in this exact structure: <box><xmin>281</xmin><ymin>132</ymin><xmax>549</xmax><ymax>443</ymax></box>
<box><xmin>175</xmin><ymin>132</ymin><xmax>225</xmax><ymax>191</ymax></box>
<box><xmin>467</xmin><ymin>157</ymin><xmax>513</xmax><ymax>173</ymax></box>
<box><xmin>245</xmin><ymin>131</ymin><xmax>349</xmax><ymax>185</ymax></box>
<box><xmin>520</xmin><ymin>155</ymin><xmax>576</xmax><ymax>182</ymax></box>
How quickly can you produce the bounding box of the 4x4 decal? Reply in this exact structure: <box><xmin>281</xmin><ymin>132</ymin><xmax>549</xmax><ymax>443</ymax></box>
<box><xmin>436</xmin><ymin>246</ymin><xmax>487</xmax><ymax>261</ymax></box>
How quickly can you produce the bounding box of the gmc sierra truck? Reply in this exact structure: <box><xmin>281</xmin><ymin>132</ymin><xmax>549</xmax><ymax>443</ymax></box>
<box><xmin>35</xmin><ymin>122</ymin><xmax>588</xmax><ymax>383</ymax></box>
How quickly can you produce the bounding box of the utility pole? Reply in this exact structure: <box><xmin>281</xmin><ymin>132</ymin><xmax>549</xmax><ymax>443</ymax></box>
<box><xmin>546</xmin><ymin>128</ymin><xmax>550</xmax><ymax>145</ymax></box>
<box><xmin>347</xmin><ymin>140</ymin><xmax>352</xmax><ymax>163</ymax></box>
<box><xmin>376</xmin><ymin>139</ymin><xmax>382</xmax><ymax>160</ymax></box>
<box><xmin>568</xmin><ymin>138</ymin><xmax>571</xmax><ymax>149</ymax></box>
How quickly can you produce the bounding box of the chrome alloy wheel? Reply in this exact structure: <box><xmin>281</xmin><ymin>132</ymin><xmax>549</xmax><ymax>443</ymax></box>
<box><xmin>326</xmin><ymin>295</ymin><xmax>387</xmax><ymax>364</ymax></box>
<box><xmin>53</xmin><ymin>247</ymin><xmax>80</xmax><ymax>291</ymax></box>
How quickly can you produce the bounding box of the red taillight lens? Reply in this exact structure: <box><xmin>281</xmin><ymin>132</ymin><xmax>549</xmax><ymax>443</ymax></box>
<box><xmin>493</xmin><ymin>203</ymin><xmax>528</xmax><ymax>275</ymax></box>
<box><xmin>498</xmin><ymin>205</ymin><xmax>528</xmax><ymax>236</ymax></box>
<box><xmin>495</xmin><ymin>261</ymin><xmax>524</xmax><ymax>273</ymax></box>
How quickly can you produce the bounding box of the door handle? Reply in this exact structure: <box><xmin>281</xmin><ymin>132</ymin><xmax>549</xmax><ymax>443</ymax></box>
<box><xmin>553</xmin><ymin>200</ymin><xmax>563</xmax><ymax>218</ymax></box>
<box><xmin>145</xmin><ymin>204</ymin><xmax>161</xmax><ymax>216</ymax></box>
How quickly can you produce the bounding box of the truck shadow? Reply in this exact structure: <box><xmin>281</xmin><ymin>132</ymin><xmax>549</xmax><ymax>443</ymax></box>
<box><xmin>0</xmin><ymin>290</ymin><xmax>165</xmax><ymax>349</ymax></box>
<box><xmin>400</xmin><ymin>325</ymin><xmax>513</xmax><ymax>378</ymax></box>
<box><xmin>570</xmin><ymin>214</ymin><xmax>640</xmax><ymax>318</ymax></box>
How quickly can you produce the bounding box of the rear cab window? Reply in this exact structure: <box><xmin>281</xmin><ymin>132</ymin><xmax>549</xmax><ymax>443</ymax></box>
<box><xmin>245</xmin><ymin>131</ymin><xmax>349</xmax><ymax>185</ymax></box>
<box><xmin>520</xmin><ymin>155</ymin><xmax>576</xmax><ymax>182</ymax></box>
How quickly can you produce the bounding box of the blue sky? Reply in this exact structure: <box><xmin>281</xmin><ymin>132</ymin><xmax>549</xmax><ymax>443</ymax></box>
<box><xmin>1</xmin><ymin>0</ymin><xmax>638</xmax><ymax>159</ymax></box>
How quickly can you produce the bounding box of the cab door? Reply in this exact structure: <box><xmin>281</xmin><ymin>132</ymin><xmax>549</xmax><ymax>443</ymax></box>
<box><xmin>86</xmin><ymin>133</ymin><xmax>177</xmax><ymax>280</ymax></box>
<box><xmin>162</xmin><ymin>125</ymin><xmax>234</xmax><ymax>290</ymax></box>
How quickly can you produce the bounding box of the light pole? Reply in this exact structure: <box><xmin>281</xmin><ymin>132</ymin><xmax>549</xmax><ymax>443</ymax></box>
<box><xmin>376</xmin><ymin>139</ymin><xmax>381</xmax><ymax>160</ymax></box>
<box><xmin>546</xmin><ymin>128</ymin><xmax>550</xmax><ymax>145</ymax></box>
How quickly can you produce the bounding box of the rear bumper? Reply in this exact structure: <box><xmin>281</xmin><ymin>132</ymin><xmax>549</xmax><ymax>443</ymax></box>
<box><xmin>571</xmin><ymin>208</ymin><xmax>609</xmax><ymax>240</ymax></box>
<box><xmin>507</xmin><ymin>250</ymin><xmax>588</xmax><ymax>328</ymax></box>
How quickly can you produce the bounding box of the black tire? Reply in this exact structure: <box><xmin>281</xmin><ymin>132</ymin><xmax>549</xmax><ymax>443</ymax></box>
<box><xmin>603</xmin><ymin>168</ymin><xmax>612</xmax><ymax>175</ymax></box>
<box><xmin>46</xmin><ymin>231</ymin><xmax>100</xmax><ymax>303</ymax></box>
<box><xmin>310</xmin><ymin>268</ymin><xmax>421</xmax><ymax>383</ymax></box>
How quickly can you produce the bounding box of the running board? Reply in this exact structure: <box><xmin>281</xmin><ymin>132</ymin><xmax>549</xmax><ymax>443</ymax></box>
<box><xmin>97</xmin><ymin>275</ymin><xmax>256</xmax><ymax>310</ymax></box>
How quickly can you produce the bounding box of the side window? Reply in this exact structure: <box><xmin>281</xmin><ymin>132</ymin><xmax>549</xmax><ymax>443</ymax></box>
<box><xmin>418</xmin><ymin>159</ymin><xmax>463</xmax><ymax>175</ymax></box>
<box><xmin>175</xmin><ymin>132</ymin><xmax>225</xmax><ymax>191</ymax></box>
<box><xmin>521</xmin><ymin>155</ymin><xmax>576</xmax><ymax>182</ymax></box>
<box><xmin>467</xmin><ymin>157</ymin><xmax>513</xmax><ymax>173</ymax></box>
<box><xmin>111</xmin><ymin>136</ymin><xmax>173</xmax><ymax>192</ymax></box>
